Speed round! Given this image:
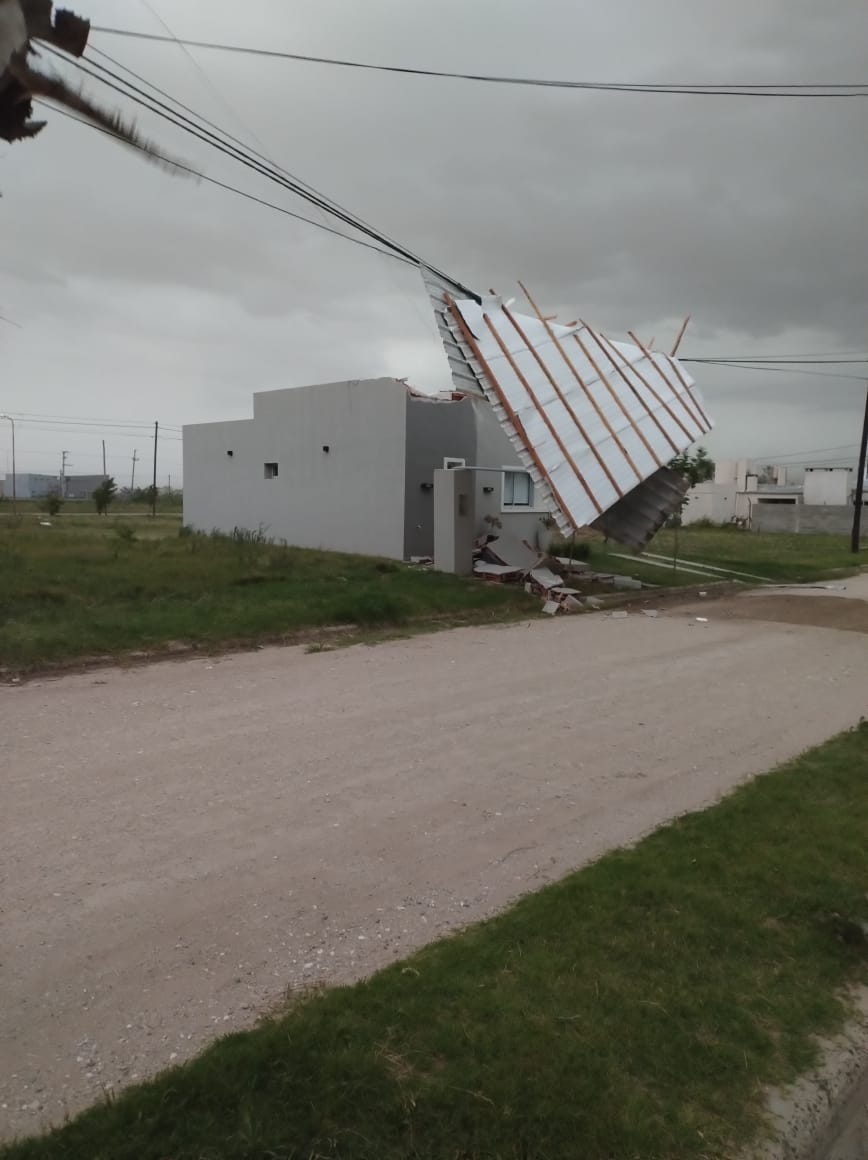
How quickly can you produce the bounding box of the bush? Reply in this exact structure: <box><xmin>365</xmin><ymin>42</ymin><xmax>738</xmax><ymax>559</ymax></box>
<box><xmin>40</xmin><ymin>493</ymin><xmax>64</xmax><ymax>517</ymax></box>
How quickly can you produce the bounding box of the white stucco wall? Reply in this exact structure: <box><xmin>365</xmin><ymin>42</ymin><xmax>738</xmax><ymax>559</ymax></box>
<box><xmin>682</xmin><ymin>482</ymin><xmax>737</xmax><ymax>525</ymax></box>
<box><xmin>183</xmin><ymin>379</ymin><xmax>408</xmax><ymax>558</ymax></box>
<box><xmin>803</xmin><ymin>468</ymin><xmax>852</xmax><ymax>506</ymax></box>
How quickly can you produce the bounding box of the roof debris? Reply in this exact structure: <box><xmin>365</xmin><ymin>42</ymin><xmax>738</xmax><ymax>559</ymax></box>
<box><xmin>424</xmin><ymin>268</ymin><xmax>713</xmax><ymax>550</ymax></box>
<box><xmin>1</xmin><ymin>0</ymin><xmax>186</xmax><ymax>172</ymax></box>
<box><xmin>472</xmin><ymin>533</ymin><xmax>655</xmax><ymax>616</ymax></box>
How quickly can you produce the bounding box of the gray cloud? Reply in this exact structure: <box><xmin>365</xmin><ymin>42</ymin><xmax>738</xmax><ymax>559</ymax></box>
<box><xmin>1</xmin><ymin>0</ymin><xmax>866</xmax><ymax>480</ymax></box>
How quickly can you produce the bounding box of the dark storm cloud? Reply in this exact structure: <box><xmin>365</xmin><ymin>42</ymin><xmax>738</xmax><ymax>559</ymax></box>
<box><xmin>0</xmin><ymin>0</ymin><xmax>865</xmax><ymax>478</ymax></box>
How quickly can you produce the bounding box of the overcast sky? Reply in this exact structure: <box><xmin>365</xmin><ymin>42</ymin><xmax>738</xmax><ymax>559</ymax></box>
<box><xmin>1</xmin><ymin>0</ymin><xmax>866</xmax><ymax>485</ymax></box>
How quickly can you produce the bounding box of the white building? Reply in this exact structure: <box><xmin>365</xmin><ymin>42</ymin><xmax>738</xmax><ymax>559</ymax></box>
<box><xmin>1</xmin><ymin>471</ymin><xmax>59</xmax><ymax>499</ymax></box>
<box><xmin>683</xmin><ymin>459</ymin><xmax>859</xmax><ymax>533</ymax></box>
<box><xmin>803</xmin><ymin>467</ymin><xmax>853</xmax><ymax>507</ymax></box>
<box><xmin>183</xmin><ymin>378</ymin><xmax>551</xmax><ymax>560</ymax></box>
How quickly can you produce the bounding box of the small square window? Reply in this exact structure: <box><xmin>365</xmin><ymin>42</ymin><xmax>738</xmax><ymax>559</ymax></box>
<box><xmin>264</xmin><ymin>462</ymin><xmax>278</xmax><ymax>479</ymax></box>
<box><xmin>503</xmin><ymin>470</ymin><xmax>532</xmax><ymax>507</ymax></box>
<box><xmin>443</xmin><ymin>457</ymin><xmax>466</xmax><ymax>470</ymax></box>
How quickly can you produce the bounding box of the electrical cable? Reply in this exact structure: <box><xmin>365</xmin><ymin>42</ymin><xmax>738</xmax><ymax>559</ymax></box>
<box><xmin>88</xmin><ymin>27</ymin><xmax>868</xmax><ymax>98</ymax></box>
<box><xmin>37</xmin><ymin>101</ymin><xmax>418</xmax><ymax>266</ymax></box>
<box><xmin>45</xmin><ymin>47</ymin><xmax>439</xmax><ymax>272</ymax></box>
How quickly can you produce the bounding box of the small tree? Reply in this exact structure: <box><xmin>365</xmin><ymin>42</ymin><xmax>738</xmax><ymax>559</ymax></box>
<box><xmin>669</xmin><ymin>446</ymin><xmax>715</xmax><ymax>490</ymax></box>
<box><xmin>40</xmin><ymin>489</ymin><xmax>64</xmax><ymax>517</ymax></box>
<box><xmin>666</xmin><ymin>447</ymin><xmax>716</xmax><ymax>572</ymax></box>
<box><xmin>93</xmin><ymin>477</ymin><xmax>118</xmax><ymax>516</ymax></box>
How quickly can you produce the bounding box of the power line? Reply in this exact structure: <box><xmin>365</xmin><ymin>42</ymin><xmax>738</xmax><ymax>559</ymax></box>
<box><xmin>88</xmin><ymin>27</ymin><xmax>868</xmax><ymax>98</ymax></box>
<box><xmin>40</xmin><ymin>102</ymin><xmax>418</xmax><ymax>266</ymax></box>
<box><xmin>750</xmin><ymin>442</ymin><xmax>859</xmax><ymax>462</ymax></box>
<box><xmin>85</xmin><ymin>45</ymin><xmax>415</xmax><ymax>260</ymax></box>
<box><xmin>680</xmin><ymin>359</ymin><xmax>868</xmax><ymax>383</ymax></box>
<box><xmin>687</xmin><ymin>356</ymin><xmax>868</xmax><ymax>366</ymax></box>
<box><xmin>42</xmin><ymin>48</ymin><xmax>432</xmax><ymax>271</ymax></box>
<box><xmin>5</xmin><ymin>409</ymin><xmax>180</xmax><ymax>426</ymax></box>
<box><xmin>6</xmin><ymin>416</ymin><xmax>162</xmax><ymax>431</ymax></box>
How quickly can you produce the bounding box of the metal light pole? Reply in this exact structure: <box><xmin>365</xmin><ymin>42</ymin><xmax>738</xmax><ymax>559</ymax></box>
<box><xmin>0</xmin><ymin>414</ymin><xmax>16</xmax><ymax>515</ymax></box>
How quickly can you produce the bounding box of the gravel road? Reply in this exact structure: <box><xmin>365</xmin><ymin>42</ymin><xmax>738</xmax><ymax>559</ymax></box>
<box><xmin>3</xmin><ymin>605</ymin><xmax>868</xmax><ymax>1139</ymax></box>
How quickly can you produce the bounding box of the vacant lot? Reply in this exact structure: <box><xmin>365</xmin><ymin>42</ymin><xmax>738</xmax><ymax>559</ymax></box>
<box><xmin>0</xmin><ymin>517</ymin><xmax>535</xmax><ymax>670</ymax></box>
<box><xmin>0</xmin><ymin>514</ymin><xmax>859</xmax><ymax>670</ymax></box>
<box><xmin>653</xmin><ymin>525</ymin><xmax>860</xmax><ymax>582</ymax></box>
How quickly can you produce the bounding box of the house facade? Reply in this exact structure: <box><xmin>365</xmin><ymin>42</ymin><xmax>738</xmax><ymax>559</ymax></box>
<box><xmin>182</xmin><ymin>378</ymin><xmax>552</xmax><ymax>559</ymax></box>
<box><xmin>683</xmin><ymin>459</ymin><xmax>861</xmax><ymax>533</ymax></box>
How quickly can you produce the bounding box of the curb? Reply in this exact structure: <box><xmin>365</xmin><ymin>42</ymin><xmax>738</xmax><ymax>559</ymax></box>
<box><xmin>746</xmin><ymin>988</ymin><xmax>868</xmax><ymax>1160</ymax></box>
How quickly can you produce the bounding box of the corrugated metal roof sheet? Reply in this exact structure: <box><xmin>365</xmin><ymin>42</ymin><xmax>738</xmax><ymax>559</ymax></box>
<box><xmin>423</xmin><ymin>268</ymin><xmax>712</xmax><ymax>547</ymax></box>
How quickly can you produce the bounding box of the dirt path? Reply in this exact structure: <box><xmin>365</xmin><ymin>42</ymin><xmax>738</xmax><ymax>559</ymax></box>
<box><xmin>3</xmin><ymin>608</ymin><xmax>868</xmax><ymax>1139</ymax></box>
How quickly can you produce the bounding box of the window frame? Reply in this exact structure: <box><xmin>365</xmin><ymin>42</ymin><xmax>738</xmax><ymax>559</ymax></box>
<box><xmin>501</xmin><ymin>468</ymin><xmax>533</xmax><ymax>509</ymax></box>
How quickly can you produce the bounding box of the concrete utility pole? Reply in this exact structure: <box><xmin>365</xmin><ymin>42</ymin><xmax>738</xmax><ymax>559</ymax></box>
<box><xmin>0</xmin><ymin>414</ymin><xmax>15</xmax><ymax>514</ymax></box>
<box><xmin>60</xmin><ymin>450</ymin><xmax>69</xmax><ymax>497</ymax></box>
<box><xmin>851</xmin><ymin>380</ymin><xmax>868</xmax><ymax>553</ymax></box>
<box><xmin>102</xmin><ymin>439</ymin><xmax>107</xmax><ymax>478</ymax></box>
<box><xmin>130</xmin><ymin>448</ymin><xmax>138</xmax><ymax>492</ymax></box>
<box><xmin>151</xmin><ymin>422</ymin><xmax>158</xmax><ymax>518</ymax></box>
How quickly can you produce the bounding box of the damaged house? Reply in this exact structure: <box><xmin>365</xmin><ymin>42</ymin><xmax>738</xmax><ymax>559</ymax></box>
<box><xmin>183</xmin><ymin>275</ymin><xmax>712</xmax><ymax>565</ymax></box>
<box><xmin>182</xmin><ymin>377</ymin><xmax>554</xmax><ymax>561</ymax></box>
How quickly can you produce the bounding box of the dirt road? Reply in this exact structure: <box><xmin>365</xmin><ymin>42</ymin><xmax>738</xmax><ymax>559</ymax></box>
<box><xmin>3</xmin><ymin>606</ymin><xmax>868</xmax><ymax>1139</ymax></box>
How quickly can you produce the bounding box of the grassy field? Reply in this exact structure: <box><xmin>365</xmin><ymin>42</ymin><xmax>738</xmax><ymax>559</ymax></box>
<box><xmin>1</xmin><ymin>513</ymin><xmax>861</xmax><ymax>671</ymax></box>
<box><xmin>0</xmin><ymin>515</ymin><xmax>537</xmax><ymax>671</ymax></box>
<box><xmin>4</xmin><ymin>724</ymin><xmax>867</xmax><ymax>1160</ymax></box>
<box><xmin>651</xmin><ymin>526</ymin><xmax>860</xmax><ymax>583</ymax></box>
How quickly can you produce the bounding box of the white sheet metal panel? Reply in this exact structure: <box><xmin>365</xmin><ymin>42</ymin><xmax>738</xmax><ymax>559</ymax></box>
<box><xmin>447</xmin><ymin>295</ymin><xmax>712</xmax><ymax>535</ymax></box>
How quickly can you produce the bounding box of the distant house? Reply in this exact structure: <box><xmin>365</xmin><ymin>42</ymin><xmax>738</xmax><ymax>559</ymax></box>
<box><xmin>183</xmin><ymin>378</ymin><xmax>552</xmax><ymax>560</ymax></box>
<box><xmin>684</xmin><ymin>458</ymin><xmax>862</xmax><ymax>533</ymax></box>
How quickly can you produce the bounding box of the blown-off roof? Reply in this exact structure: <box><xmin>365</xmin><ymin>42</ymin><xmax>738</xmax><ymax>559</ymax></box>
<box><xmin>424</xmin><ymin>268</ymin><xmax>712</xmax><ymax>544</ymax></box>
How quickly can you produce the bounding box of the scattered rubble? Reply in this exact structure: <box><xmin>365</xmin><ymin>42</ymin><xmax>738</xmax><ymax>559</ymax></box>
<box><xmin>470</xmin><ymin>532</ymin><xmax>656</xmax><ymax>615</ymax></box>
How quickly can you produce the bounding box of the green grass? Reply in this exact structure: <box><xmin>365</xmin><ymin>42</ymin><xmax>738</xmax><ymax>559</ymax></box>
<box><xmin>0</xmin><ymin>520</ymin><xmax>535</xmax><ymax>671</ymax></box>
<box><xmin>651</xmin><ymin>526</ymin><xmax>860</xmax><ymax>583</ymax></box>
<box><xmin>552</xmin><ymin>526</ymin><xmax>862</xmax><ymax>587</ymax></box>
<box><xmin>5</xmin><ymin>725</ymin><xmax>867</xmax><ymax>1160</ymax></box>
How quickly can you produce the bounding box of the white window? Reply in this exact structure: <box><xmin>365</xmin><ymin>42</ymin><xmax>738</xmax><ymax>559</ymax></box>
<box><xmin>443</xmin><ymin>457</ymin><xmax>466</xmax><ymax>469</ymax></box>
<box><xmin>264</xmin><ymin>462</ymin><xmax>278</xmax><ymax>479</ymax></box>
<box><xmin>503</xmin><ymin>470</ymin><xmax>532</xmax><ymax>508</ymax></box>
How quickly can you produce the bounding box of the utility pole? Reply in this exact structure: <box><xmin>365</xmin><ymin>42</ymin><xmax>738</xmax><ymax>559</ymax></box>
<box><xmin>151</xmin><ymin>421</ymin><xmax>158</xmax><ymax>518</ymax></box>
<box><xmin>0</xmin><ymin>414</ymin><xmax>15</xmax><ymax>515</ymax></box>
<box><xmin>130</xmin><ymin>449</ymin><xmax>138</xmax><ymax>492</ymax></box>
<box><xmin>851</xmin><ymin>380</ymin><xmax>868</xmax><ymax>553</ymax></box>
<box><xmin>102</xmin><ymin>439</ymin><xmax>107</xmax><ymax>478</ymax></box>
<box><xmin>60</xmin><ymin>450</ymin><xmax>70</xmax><ymax>498</ymax></box>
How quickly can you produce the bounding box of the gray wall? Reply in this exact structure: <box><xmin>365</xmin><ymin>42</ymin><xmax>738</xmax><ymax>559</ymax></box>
<box><xmin>183</xmin><ymin>379</ymin><xmax>408</xmax><ymax>559</ymax></box>
<box><xmin>470</xmin><ymin>399</ymin><xmax>550</xmax><ymax>547</ymax></box>
<box><xmin>433</xmin><ymin>468</ymin><xmax>476</xmax><ymax>574</ymax></box>
<box><xmin>63</xmin><ymin>475</ymin><xmax>107</xmax><ymax>500</ymax></box>
<box><xmin>403</xmin><ymin>394</ymin><xmax>476</xmax><ymax>558</ymax></box>
<box><xmin>10</xmin><ymin>473</ymin><xmax>59</xmax><ymax>499</ymax></box>
<box><xmin>752</xmin><ymin>503</ymin><xmax>861</xmax><ymax>534</ymax></box>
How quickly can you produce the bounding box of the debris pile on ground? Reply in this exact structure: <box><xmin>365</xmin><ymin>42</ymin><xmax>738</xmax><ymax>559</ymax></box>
<box><xmin>471</xmin><ymin>533</ymin><xmax>655</xmax><ymax>615</ymax></box>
